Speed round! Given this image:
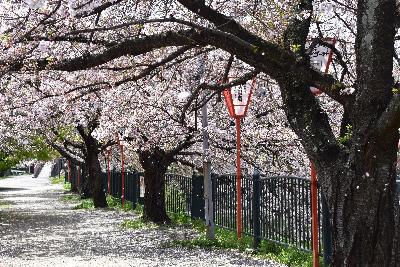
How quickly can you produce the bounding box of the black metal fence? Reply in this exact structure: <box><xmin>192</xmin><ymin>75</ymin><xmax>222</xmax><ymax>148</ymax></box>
<box><xmin>165</xmin><ymin>173</ymin><xmax>192</xmax><ymax>215</ymax></box>
<box><xmin>145</xmin><ymin>171</ymin><xmax>329</xmax><ymax>254</ymax></box>
<box><xmin>66</xmin><ymin>166</ymin><xmax>146</xmax><ymax>205</ymax></box>
<box><xmin>100</xmin><ymin>170</ymin><xmax>145</xmax><ymax>205</ymax></box>
<box><xmin>258</xmin><ymin>175</ymin><xmax>322</xmax><ymax>251</ymax></box>
<box><xmin>64</xmin><ymin>166</ymin><xmax>331</xmax><ymax>255</ymax></box>
<box><xmin>210</xmin><ymin>174</ymin><xmax>327</xmax><ymax>253</ymax></box>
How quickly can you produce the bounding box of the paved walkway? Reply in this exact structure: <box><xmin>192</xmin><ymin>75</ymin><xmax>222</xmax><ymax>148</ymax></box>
<box><xmin>0</xmin><ymin>168</ymin><xmax>284</xmax><ymax>267</ymax></box>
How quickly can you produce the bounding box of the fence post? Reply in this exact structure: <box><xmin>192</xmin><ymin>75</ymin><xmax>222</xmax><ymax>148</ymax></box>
<box><xmin>211</xmin><ymin>173</ymin><xmax>217</xmax><ymax>223</ymax></box>
<box><xmin>137</xmin><ymin>172</ymin><xmax>145</xmax><ymax>205</ymax></box>
<box><xmin>252</xmin><ymin>169</ymin><xmax>261</xmax><ymax>249</ymax></box>
<box><xmin>101</xmin><ymin>171</ymin><xmax>107</xmax><ymax>193</ymax></box>
<box><xmin>67</xmin><ymin>160</ymin><xmax>71</xmax><ymax>183</ymax></box>
<box><xmin>321</xmin><ymin>193</ymin><xmax>332</xmax><ymax>266</ymax></box>
<box><xmin>191</xmin><ymin>173</ymin><xmax>205</xmax><ymax>220</ymax></box>
<box><xmin>131</xmin><ymin>171</ymin><xmax>138</xmax><ymax>206</ymax></box>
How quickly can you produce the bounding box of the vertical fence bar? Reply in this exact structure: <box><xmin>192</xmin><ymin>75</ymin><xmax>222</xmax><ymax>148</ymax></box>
<box><xmin>107</xmin><ymin>150</ymin><xmax>111</xmax><ymax>195</ymax></box>
<box><xmin>132</xmin><ymin>171</ymin><xmax>137</xmax><ymax>206</ymax></box>
<box><xmin>283</xmin><ymin>178</ymin><xmax>287</xmax><ymax>244</ymax></box>
<box><xmin>253</xmin><ymin>171</ymin><xmax>261</xmax><ymax>249</ymax></box>
<box><xmin>191</xmin><ymin>174</ymin><xmax>204</xmax><ymax>220</ymax></box>
<box><xmin>293</xmin><ymin>179</ymin><xmax>297</xmax><ymax>245</ymax></box>
<box><xmin>265</xmin><ymin>178</ymin><xmax>268</xmax><ymax>240</ymax></box>
<box><xmin>165</xmin><ymin>174</ymin><xmax>169</xmax><ymax>211</ymax></box>
<box><xmin>274</xmin><ymin>179</ymin><xmax>277</xmax><ymax>241</ymax></box>
<box><xmin>216</xmin><ymin>176</ymin><xmax>218</xmax><ymax>225</ymax></box>
<box><xmin>225</xmin><ymin>176</ymin><xmax>228</xmax><ymax>228</ymax></box>
<box><xmin>77</xmin><ymin>165</ymin><xmax>80</xmax><ymax>192</ymax></box>
<box><xmin>67</xmin><ymin>160</ymin><xmax>71</xmax><ymax>183</ymax></box>
<box><xmin>121</xmin><ymin>145</ymin><xmax>125</xmax><ymax>208</ymax></box>
<box><xmin>305</xmin><ymin>179</ymin><xmax>310</xmax><ymax>250</ymax></box>
<box><xmin>289</xmin><ymin>179</ymin><xmax>292</xmax><ymax>244</ymax></box>
<box><xmin>126</xmin><ymin>172</ymin><xmax>131</xmax><ymax>202</ymax></box>
<box><xmin>172</xmin><ymin>175</ymin><xmax>176</xmax><ymax>212</ymax></box>
<box><xmin>211</xmin><ymin>174</ymin><xmax>216</xmax><ymax>224</ymax></box>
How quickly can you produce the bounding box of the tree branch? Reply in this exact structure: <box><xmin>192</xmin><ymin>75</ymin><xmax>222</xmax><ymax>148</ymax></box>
<box><xmin>376</xmin><ymin>93</ymin><xmax>400</xmax><ymax>139</ymax></box>
<box><xmin>74</xmin><ymin>0</ymin><xmax>125</xmax><ymax>18</ymax></box>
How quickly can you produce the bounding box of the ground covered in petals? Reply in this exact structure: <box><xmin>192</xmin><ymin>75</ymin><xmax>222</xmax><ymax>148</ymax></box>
<box><xmin>0</xmin><ymin>173</ymin><xmax>285</xmax><ymax>267</ymax></box>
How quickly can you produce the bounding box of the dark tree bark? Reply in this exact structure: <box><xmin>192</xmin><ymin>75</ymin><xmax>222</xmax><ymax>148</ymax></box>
<box><xmin>138</xmin><ymin>148</ymin><xmax>173</xmax><ymax>224</ymax></box>
<box><xmin>84</xmin><ymin>135</ymin><xmax>107</xmax><ymax>208</ymax></box>
<box><xmin>276</xmin><ymin>0</ymin><xmax>400</xmax><ymax>265</ymax></box>
<box><xmin>79</xmin><ymin>164</ymin><xmax>92</xmax><ymax>199</ymax></box>
<box><xmin>70</xmin><ymin>161</ymin><xmax>78</xmax><ymax>193</ymax></box>
<box><xmin>75</xmin><ymin>122</ymin><xmax>107</xmax><ymax>208</ymax></box>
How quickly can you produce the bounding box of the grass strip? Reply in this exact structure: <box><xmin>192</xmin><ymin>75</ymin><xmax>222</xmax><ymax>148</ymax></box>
<box><xmin>50</xmin><ymin>175</ymin><xmax>65</xmax><ymax>184</ymax></box>
<box><xmin>164</xmin><ymin>213</ymin><xmax>320</xmax><ymax>267</ymax></box>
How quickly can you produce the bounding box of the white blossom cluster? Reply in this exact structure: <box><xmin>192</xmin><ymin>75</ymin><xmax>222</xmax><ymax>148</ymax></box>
<box><xmin>0</xmin><ymin>0</ymin><xmax>373</xmax><ymax>177</ymax></box>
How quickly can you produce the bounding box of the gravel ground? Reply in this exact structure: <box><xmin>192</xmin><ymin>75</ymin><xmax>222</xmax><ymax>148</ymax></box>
<box><xmin>0</xmin><ymin>167</ymin><xmax>285</xmax><ymax>267</ymax></box>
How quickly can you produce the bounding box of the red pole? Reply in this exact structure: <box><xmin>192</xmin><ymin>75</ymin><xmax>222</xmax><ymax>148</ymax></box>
<box><xmin>107</xmin><ymin>150</ymin><xmax>111</xmax><ymax>195</ymax></box>
<box><xmin>311</xmin><ymin>161</ymin><xmax>319</xmax><ymax>267</ymax></box>
<box><xmin>236</xmin><ymin>117</ymin><xmax>242</xmax><ymax>239</ymax></box>
<box><xmin>67</xmin><ymin>160</ymin><xmax>71</xmax><ymax>183</ymax></box>
<box><xmin>120</xmin><ymin>144</ymin><xmax>125</xmax><ymax>208</ymax></box>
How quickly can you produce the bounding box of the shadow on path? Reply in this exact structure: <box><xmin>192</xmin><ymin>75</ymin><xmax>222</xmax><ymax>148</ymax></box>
<box><xmin>0</xmin><ymin>173</ymin><xmax>284</xmax><ymax>267</ymax></box>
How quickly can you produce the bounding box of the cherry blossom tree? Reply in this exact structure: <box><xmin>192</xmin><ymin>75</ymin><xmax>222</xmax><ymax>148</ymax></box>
<box><xmin>0</xmin><ymin>72</ymin><xmax>116</xmax><ymax>206</ymax></box>
<box><xmin>1</xmin><ymin>0</ymin><xmax>399</xmax><ymax>264</ymax></box>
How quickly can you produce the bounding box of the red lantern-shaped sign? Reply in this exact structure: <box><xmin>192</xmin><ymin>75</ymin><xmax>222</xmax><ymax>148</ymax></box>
<box><xmin>222</xmin><ymin>77</ymin><xmax>256</xmax><ymax>239</ymax></box>
<box><xmin>307</xmin><ymin>37</ymin><xmax>336</xmax><ymax>95</ymax></box>
<box><xmin>223</xmin><ymin>77</ymin><xmax>256</xmax><ymax>118</ymax></box>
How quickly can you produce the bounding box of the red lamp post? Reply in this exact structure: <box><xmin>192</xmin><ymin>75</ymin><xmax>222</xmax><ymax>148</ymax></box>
<box><xmin>310</xmin><ymin>161</ymin><xmax>319</xmax><ymax>267</ymax></box>
<box><xmin>308</xmin><ymin>37</ymin><xmax>336</xmax><ymax>267</ymax></box>
<box><xmin>223</xmin><ymin>77</ymin><xmax>256</xmax><ymax>239</ymax></box>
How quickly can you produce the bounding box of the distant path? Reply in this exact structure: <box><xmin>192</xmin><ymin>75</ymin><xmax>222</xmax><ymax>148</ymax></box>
<box><xmin>0</xmin><ymin>167</ymin><xmax>284</xmax><ymax>267</ymax></box>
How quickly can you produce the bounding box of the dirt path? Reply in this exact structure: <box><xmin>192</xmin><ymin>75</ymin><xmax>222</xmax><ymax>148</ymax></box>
<box><xmin>0</xmin><ymin>172</ymin><xmax>284</xmax><ymax>267</ymax></box>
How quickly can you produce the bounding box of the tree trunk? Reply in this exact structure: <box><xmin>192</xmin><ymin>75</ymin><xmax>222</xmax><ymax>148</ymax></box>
<box><xmin>79</xmin><ymin>164</ymin><xmax>92</xmax><ymax>199</ymax></box>
<box><xmin>319</xmin><ymin>138</ymin><xmax>399</xmax><ymax>266</ymax></box>
<box><xmin>70</xmin><ymin>161</ymin><xmax>78</xmax><ymax>193</ymax></box>
<box><xmin>139</xmin><ymin>148</ymin><xmax>172</xmax><ymax>223</ymax></box>
<box><xmin>328</xmin><ymin>0</ymin><xmax>399</xmax><ymax>264</ymax></box>
<box><xmin>276</xmin><ymin>0</ymin><xmax>400</xmax><ymax>264</ymax></box>
<box><xmin>85</xmin><ymin>141</ymin><xmax>107</xmax><ymax>208</ymax></box>
<box><xmin>279</xmin><ymin>77</ymin><xmax>400</xmax><ymax>265</ymax></box>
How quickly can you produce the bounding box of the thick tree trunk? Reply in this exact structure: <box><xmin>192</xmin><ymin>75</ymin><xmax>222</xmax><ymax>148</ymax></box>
<box><xmin>325</xmin><ymin>141</ymin><xmax>399</xmax><ymax>266</ymax></box>
<box><xmin>74</xmin><ymin>123</ymin><xmax>107</xmax><ymax>208</ymax></box>
<box><xmin>279</xmin><ymin>79</ymin><xmax>400</xmax><ymax>265</ymax></box>
<box><xmin>276</xmin><ymin>0</ymin><xmax>400</xmax><ymax>264</ymax></box>
<box><xmin>86</xmin><ymin>142</ymin><xmax>107</xmax><ymax>208</ymax></box>
<box><xmin>139</xmin><ymin>148</ymin><xmax>172</xmax><ymax>223</ymax></box>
